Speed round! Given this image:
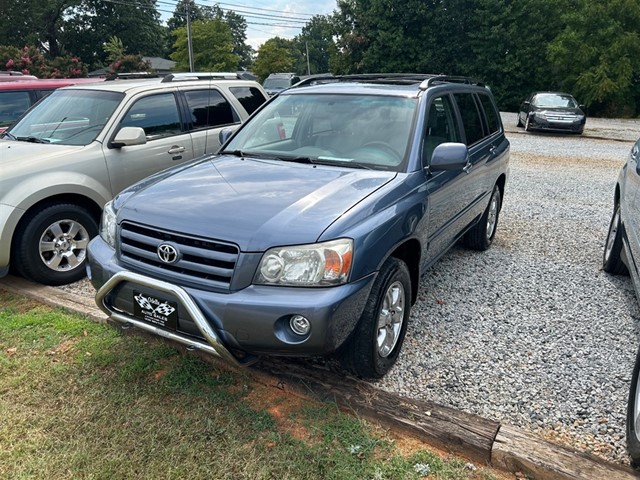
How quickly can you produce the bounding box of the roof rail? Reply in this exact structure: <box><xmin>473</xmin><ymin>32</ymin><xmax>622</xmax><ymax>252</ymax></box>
<box><xmin>290</xmin><ymin>73</ymin><xmax>484</xmax><ymax>89</ymax></box>
<box><xmin>105</xmin><ymin>72</ymin><xmax>164</xmax><ymax>81</ymax></box>
<box><xmin>161</xmin><ymin>72</ymin><xmax>241</xmax><ymax>82</ymax></box>
<box><xmin>420</xmin><ymin>75</ymin><xmax>485</xmax><ymax>89</ymax></box>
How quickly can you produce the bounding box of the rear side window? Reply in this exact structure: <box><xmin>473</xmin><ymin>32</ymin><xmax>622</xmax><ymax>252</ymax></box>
<box><xmin>0</xmin><ymin>91</ymin><xmax>31</xmax><ymax>128</ymax></box>
<box><xmin>453</xmin><ymin>93</ymin><xmax>484</xmax><ymax>146</ymax></box>
<box><xmin>184</xmin><ymin>89</ymin><xmax>239</xmax><ymax>129</ymax></box>
<box><xmin>229</xmin><ymin>87</ymin><xmax>267</xmax><ymax>115</ymax></box>
<box><xmin>477</xmin><ymin>93</ymin><xmax>500</xmax><ymax>135</ymax></box>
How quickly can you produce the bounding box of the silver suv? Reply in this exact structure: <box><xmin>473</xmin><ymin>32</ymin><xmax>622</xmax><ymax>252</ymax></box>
<box><xmin>0</xmin><ymin>75</ymin><xmax>268</xmax><ymax>285</ymax></box>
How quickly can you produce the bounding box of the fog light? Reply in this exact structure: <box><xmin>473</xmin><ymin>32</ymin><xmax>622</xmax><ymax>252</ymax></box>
<box><xmin>290</xmin><ymin>315</ymin><xmax>311</xmax><ymax>336</ymax></box>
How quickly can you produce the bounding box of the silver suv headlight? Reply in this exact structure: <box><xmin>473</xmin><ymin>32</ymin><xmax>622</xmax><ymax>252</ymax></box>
<box><xmin>255</xmin><ymin>239</ymin><xmax>353</xmax><ymax>287</ymax></box>
<box><xmin>99</xmin><ymin>200</ymin><xmax>117</xmax><ymax>248</ymax></box>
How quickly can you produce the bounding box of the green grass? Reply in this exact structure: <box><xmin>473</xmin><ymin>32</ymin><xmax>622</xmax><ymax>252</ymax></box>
<box><xmin>0</xmin><ymin>291</ymin><xmax>500</xmax><ymax>480</ymax></box>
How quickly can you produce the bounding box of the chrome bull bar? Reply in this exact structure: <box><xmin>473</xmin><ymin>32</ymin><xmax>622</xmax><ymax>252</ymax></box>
<box><xmin>95</xmin><ymin>270</ymin><xmax>252</xmax><ymax>367</ymax></box>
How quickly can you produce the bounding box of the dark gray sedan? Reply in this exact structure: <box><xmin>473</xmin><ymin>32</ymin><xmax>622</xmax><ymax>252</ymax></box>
<box><xmin>517</xmin><ymin>91</ymin><xmax>586</xmax><ymax>134</ymax></box>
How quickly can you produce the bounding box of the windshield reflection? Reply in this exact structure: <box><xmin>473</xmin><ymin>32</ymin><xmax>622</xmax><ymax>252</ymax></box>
<box><xmin>224</xmin><ymin>93</ymin><xmax>417</xmax><ymax>170</ymax></box>
<box><xmin>7</xmin><ymin>89</ymin><xmax>123</xmax><ymax>146</ymax></box>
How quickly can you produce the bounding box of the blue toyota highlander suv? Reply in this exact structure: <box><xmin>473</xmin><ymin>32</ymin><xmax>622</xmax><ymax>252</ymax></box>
<box><xmin>87</xmin><ymin>74</ymin><xmax>510</xmax><ymax>379</ymax></box>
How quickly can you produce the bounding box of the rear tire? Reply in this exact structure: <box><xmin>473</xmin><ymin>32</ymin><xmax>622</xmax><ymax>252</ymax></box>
<box><xmin>340</xmin><ymin>257</ymin><xmax>411</xmax><ymax>379</ymax></box>
<box><xmin>13</xmin><ymin>203</ymin><xmax>98</xmax><ymax>285</ymax></box>
<box><xmin>464</xmin><ymin>185</ymin><xmax>501</xmax><ymax>251</ymax></box>
<box><xmin>603</xmin><ymin>202</ymin><xmax>628</xmax><ymax>275</ymax></box>
<box><xmin>627</xmin><ymin>346</ymin><xmax>640</xmax><ymax>468</ymax></box>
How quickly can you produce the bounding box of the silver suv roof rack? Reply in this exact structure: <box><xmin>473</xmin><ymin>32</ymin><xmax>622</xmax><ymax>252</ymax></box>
<box><xmin>291</xmin><ymin>73</ymin><xmax>484</xmax><ymax>89</ymax></box>
<box><xmin>162</xmin><ymin>72</ymin><xmax>241</xmax><ymax>82</ymax></box>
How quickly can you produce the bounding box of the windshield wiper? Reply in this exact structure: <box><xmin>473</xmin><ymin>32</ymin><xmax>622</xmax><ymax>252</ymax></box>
<box><xmin>1</xmin><ymin>131</ymin><xmax>17</xmax><ymax>140</ymax></box>
<box><xmin>221</xmin><ymin>149</ymin><xmax>245</xmax><ymax>157</ymax></box>
<box><xmin>16</xmin><ymin>136</ymin><xmax>50</xmax><ymax>144</ymax></box>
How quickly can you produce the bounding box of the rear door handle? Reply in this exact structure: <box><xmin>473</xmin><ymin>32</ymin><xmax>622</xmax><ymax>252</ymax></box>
<box><xmin>168</xmin><ymin>146</ymin><xmax>185</xmax><ymax>154</ymax></box>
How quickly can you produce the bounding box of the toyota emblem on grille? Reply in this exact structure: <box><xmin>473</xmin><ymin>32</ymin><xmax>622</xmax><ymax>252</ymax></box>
<box><xmin>157</xmin><ymin>243</ymin><xmax>179</xmax><ymax>264</ymax></box>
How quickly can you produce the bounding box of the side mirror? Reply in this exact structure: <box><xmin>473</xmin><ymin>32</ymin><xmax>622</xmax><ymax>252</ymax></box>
<box><xmin>430</xmin><ymin>143</ymin><xmax>469</xmax><ymax>171</ymax></box>
<box><xmin>111</xmin><ymin>126</ymin><xmax>146</xmax><ymax>148</ymax></box>
<box><xmin>219</xmin><ymin>127</ymin><xmax>234</xmax><ymax>146</ymax></box>
<box><xmin>523</xmin><ymin>101</ymin><xmax>531</xmax><ymax>107</ymax></box>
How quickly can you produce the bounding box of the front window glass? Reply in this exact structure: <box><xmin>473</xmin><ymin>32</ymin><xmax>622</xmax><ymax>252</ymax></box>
<box><xmin>120</xmin><ymin>93</ymin><xmax>182</xmax><ymax>139</ymax></box>
<box><xmin>0</xmin><ymin>91</ymin><xmax>31</xmax><ymax>128</ymax></box>
<box><xmin>223</xmin><ymin>93</ymin><xmax>417</xmax><ymax>170</ymax></box>
<box><xmin>532</xmin><ymin>93</ymin><xmax>578</xmax><ymax>108</ymax></box>
<box><xmin>7</xmin><ymin>89</ymin><xmax>123</xmax><ymax>145</ymax></box>
<box><xmin>423</xmin><ymin>95</ymin><xmax>460</xmax><ymax>166</ymax></box>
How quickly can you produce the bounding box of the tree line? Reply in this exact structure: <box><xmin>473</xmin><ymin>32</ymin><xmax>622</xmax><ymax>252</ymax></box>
<box><xmin>1</xmin><ymin>0</ymin><xmax>638</xmax><ymax>116</ymax></box>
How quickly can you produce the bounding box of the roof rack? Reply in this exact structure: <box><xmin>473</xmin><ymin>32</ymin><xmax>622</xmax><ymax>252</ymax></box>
<box><xmin>161</xmin><ymin>72</ymin><xmax>241</xmax><ymax>82</ymax></box>
<box><xmin>105</xmin><ymin>72</ymin><xmax>164</xmax><ymax>81</ymax></box>
<box><xmin>291</xmin><ymin>73</ymin><xmax>484</xmax><ymax>89</ymax></box>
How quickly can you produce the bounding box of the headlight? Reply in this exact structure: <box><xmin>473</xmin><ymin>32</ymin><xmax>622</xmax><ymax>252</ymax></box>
<box><xmin>99</xmin><ymin>200</ymin><xmax>117</xmax><ymax>248</ymax></box>
<box><xmin>255</xmin><ymin>239</ymin><xmax>353</xmax><ymax>287</ymax></box>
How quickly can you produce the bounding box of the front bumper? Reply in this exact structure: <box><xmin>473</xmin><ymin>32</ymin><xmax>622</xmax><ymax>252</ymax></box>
<box><xmin>528</xmin><ymin>115</ymin><xmax>585</xmax><ymax>133</ymax></box>
<box><xmin>88</xmin><ymin>237</ymin><xmax>376</xmax><ymax>364</ymax></box>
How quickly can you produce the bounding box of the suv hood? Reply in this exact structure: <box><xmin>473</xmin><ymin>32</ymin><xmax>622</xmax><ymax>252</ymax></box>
<box><xmin>119</xmin><ymin>155</ymin><xmax>396</xmax><ymax>251</ymax></box>
<box><xmin>0</xmin><ymin>139</ymin><xmax>83</xmax><ymax>166</ymax></box>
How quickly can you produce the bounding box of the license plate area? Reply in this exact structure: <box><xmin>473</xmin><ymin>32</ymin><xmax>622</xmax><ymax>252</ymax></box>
<box><xmin>133</xmin><ymin>290</ymin><xmax>178</xmax><ymax>331</ymax></box>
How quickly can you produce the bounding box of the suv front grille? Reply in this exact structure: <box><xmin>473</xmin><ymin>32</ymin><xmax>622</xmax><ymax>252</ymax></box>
<box><xmin>119</xmin><ymin>222</ymin><xmax>239</xmax><ymax>290</ymax></box>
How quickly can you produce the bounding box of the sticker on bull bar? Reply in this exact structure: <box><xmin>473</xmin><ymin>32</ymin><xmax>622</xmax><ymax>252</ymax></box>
<box><xmin>133</xmin><ymin>291</ymin><xmax>178</xmax><ymax>330</ymax></box>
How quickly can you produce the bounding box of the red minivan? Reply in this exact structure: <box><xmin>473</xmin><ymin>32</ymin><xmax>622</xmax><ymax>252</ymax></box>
<box><xmin>0</xmin><ymin>77</ymin><xmax>103</xmax><ymax>132</ymax></box>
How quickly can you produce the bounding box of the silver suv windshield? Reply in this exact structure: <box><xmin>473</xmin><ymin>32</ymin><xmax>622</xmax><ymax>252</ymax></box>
<box><xmin>224</xmin><ymin>93</ymin><xmax>417</xmax><ymax>170</ymax></box>
<box><xmin>7</xmin><ymin>89</ymin><xmax>124</xmax><ymax>146</ymax></box>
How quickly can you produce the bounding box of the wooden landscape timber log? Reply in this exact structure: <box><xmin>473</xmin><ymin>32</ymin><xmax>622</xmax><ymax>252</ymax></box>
<box><xmin>492</xmin><ymin>424</ymin><xmax>640</xmax><ymax>480</ymax></box>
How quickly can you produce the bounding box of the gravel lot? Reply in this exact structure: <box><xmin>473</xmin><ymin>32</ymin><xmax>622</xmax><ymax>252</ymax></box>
<box><xmin>376</xmin><ymin>113</ymin><xmax>640</xmax><ymax>465</ymax></box>
<box><xmin>59</xmin><ymin>113</ymin><xmax>640</xmax><ymax>465</ymax></box>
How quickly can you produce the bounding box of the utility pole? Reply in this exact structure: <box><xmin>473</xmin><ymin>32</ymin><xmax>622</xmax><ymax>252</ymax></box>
<box><xmin>186</xmin><ymin>2</ymin><xmax>194</xmax><ymax>72</ymax></box>
<box><xmin>305</xmin><ymin>42</ymin><xmax>310</xmax><ymax>76</ymax></box>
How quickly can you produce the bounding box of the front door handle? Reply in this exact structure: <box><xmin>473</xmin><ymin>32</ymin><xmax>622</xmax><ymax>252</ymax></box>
<box><xmin>168</xmin><ymin>145</ymin><xmax>185</xmax><ymax>154</ymax></box>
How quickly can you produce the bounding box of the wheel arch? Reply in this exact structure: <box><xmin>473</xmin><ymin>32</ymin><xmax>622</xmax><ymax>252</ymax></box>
<box><xmin>388</xmin><ymin>238</ymin><xmax>421</xmax><ymax>305</ymax></box>
<box><xmin>10</xmin><ymin>193</ymin><xmax>103</xmax><ymax>263</ymax></box>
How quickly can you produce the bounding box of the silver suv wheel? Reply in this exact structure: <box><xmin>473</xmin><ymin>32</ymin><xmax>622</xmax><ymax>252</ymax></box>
<box><xmin>39</xmin><ymin>219</ymin><xmax>90</xmax><ymax>272</ymax></box>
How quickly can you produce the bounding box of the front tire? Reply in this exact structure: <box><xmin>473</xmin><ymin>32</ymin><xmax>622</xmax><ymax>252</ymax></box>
<box><xmin>464</xmin><ymin>185</ymin><xmax>501</xmax><ymax>251</ymax></box>
<box><xmin>340</xmin><ymin>257</ymin><xmax>411</xmax><ymax>379</ymax></box>
<box><xmin>603</xmin><ymin>202</ymin><xmax>628</xmax><ymax>275</ymax></box>
<box><xmin>627</xmin><ymin>346</ymin><xmax>640</xmax><ymax>468</ymax></box>
<box><xmin>13</xmin><ymin>203</ymin><xmax>98</xmax><ymax>285</ymax></box>
<box><xmin>524</xmin><ymin>115</ymin><xmax>531</xmax><ymax>132</ymax></box>
<box><xmin>516</xmin><ymin>114</ymin><xmax>523</xmax><ymax>127</ymax></box>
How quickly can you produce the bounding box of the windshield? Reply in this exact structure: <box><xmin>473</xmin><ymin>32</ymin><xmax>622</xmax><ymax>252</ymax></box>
<box><xmin>532</xmin><ymin>93</ymin><xmax>578</xmax><ymax>109</ymax></box>
<box><xmin>7</xmin><ymin>89</ymin><xmax>123</xmax><ymax>145</ymax></box>
<box><xmin>263</xmin><ymin>78</ymin><xmax>292</xmax><ymax>90</ymax></box>
<box><xmin>223</xmin><ymin>93</ymin><xmax>417</xmax><ymax>171</ymax></box>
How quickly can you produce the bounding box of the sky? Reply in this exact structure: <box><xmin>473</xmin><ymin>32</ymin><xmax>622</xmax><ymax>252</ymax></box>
<box><xmin>159</xmin><ymin>0</ymin><xmax>338</xmax><ymax>50</ymax></box>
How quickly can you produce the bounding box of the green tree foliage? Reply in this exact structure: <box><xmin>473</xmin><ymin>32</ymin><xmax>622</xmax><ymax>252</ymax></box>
<box><xmin>467</xmin><ymin>0</ymin><xmax>571</xmax><ymax>111</ymax></box>
<box><xmin>253</xmin><ymin>38</ymin><xmax>297</xmax><ymax>81</ymax></box>
<box><xmin>548</xmin><ymin>0</ymin><xmax>640</xmax><ymax>116</ymax></box>
<box><xmin>102</xmin><ymin>36</ymin><xmax>151</xmax><ymax>75</ymax></box>
<box><xmin>170</xmin><ymin>19</ymin><xmax>238</xmax><ymax>72</ymax></box>
<box><xmin>293</xmin><ymin>15</ymin><xmax>337</xmax><ymax>75</ymax></box>
<box><xmin>167</xmin><ymin>2</ymin><xmax>253</xmax><ymax>69</ymax></box>
<box><xmin>60</xmin><ymin>0</ymin><xmax>166</xmax><ymax>69</ymax></box>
